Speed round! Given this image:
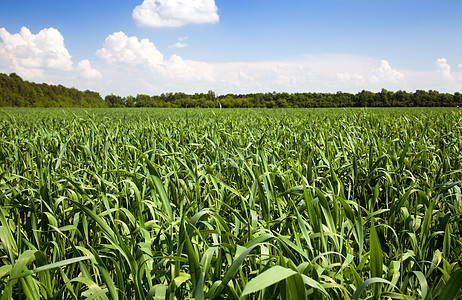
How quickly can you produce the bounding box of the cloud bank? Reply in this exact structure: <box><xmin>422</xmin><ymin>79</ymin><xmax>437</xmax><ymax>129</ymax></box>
<box><xmin>92</xmin><ymin>32</ymin><xmax>462</xmax><ymax>95</ymax></box>
<box><xmin>132</xmin><ymin>0</ymin><xmax>219</xmax><ymax>27</ymax></box>
<box><xmin>0</xmin><ymin>27</ymin><xmax>73</xmax><ymax>78</ymax></box>
<box><xmin>1</xmin><ymin>27</ymin><xmax>462</xmax><ymax>96</ymax></box>
<box><xmin>0</xmin><ymin>26</ymin><xmax>103</xmax><ymax>89</ymax></box>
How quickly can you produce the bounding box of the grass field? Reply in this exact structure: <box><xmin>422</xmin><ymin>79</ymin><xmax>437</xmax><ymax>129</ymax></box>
<box><xmin>1</xmin><ymin>107</ymin><xmax>461</xmax><ymax>299</ymax></box>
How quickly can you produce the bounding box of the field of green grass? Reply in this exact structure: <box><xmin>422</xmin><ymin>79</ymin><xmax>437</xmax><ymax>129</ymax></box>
<box><xmin>1</xmin><ymin>107</ymin><xmax>461</xmax><ymax>299</ymax></box>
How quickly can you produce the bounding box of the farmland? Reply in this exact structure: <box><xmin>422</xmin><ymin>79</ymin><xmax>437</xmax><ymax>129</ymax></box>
<box><xmin>0</xmin><ymin>107</ymin><xmax>461</xmax><ymax>299</ymax></box>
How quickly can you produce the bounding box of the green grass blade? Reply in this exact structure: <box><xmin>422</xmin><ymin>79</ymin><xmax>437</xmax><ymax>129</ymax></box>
<box><xmin>438</xmin><ymin>268</ymin><xmax>462</xmax><ymax>300</ymax></box>
<box><xmin>212</xmin><ymin>243</ymin><xmax>262</xmax><ymax>299</ymax></box>
<box><xmin>352</xmin><ymin>278</ymin><xmax>397</xmax><ymax>300</ymax></box>
<box><xmin>11</xmin><ymin>255</ymin><xmax>95</xmax><ymax>280</ymax></box>
<box><xmin>152</xmin><ymin>175</ymin><xmax>174</xmax><ymax>221</ymax></box>
<box><xmin>412</xmin><ymin>271</ymin><xmax>428</xmax><ymax>300</ymax></box>
<box><xmin>301</xmin><ymin>274</ymin><xmax>330</xmax><ymax>298</ymax></box>
<box><xmin>369</xmin><ymin>218</ymin><xmax>383</xmax><ymax>278</ymax></box>
<box><xmin>241</xmin><ymin>266</ymin><xmax>297</xmax><ymax>296</ymax></box>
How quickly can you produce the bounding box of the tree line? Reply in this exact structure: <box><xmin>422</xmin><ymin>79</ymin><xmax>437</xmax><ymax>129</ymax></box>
<box><xmin>1</xmin><ymin>73</ymin><xmax>461</xmax><ymax>108</ymax></box>
<box><xmin>0</xmin><ymin>73</ymin><xmax>106</xmax><ymax>107</ymax></box>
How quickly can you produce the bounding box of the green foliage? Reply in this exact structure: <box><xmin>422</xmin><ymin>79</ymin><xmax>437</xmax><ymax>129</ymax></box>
<box><xmin>0</xmin><ymin>73</ymin><xmax>106</xmax><ymax>107</ymax></box>
<box><xmin>0</xmin><ymin>107</ymin><xmax>461</xmax><ymax>299</ymax></box>
<box><xmin>2</xmin><ymin>73</ymin><xmax>462</xmax><ymax>108</ymax></box>
<box><xmin>128</xmin><ymin>90</ymin><xmax>461</xmax><ymax>108</ymax></box>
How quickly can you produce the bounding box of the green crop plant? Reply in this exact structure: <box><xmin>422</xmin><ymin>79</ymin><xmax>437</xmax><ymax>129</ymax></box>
<box><xmin>0</xmin><ymin>107</ymin><xmax>461</xmax><ymax>299</ymax></box>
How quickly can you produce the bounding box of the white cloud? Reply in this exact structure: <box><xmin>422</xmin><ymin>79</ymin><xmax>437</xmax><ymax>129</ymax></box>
<box><xmin>430</xmin><ymin>58</ymin><xmax>462</xmax><ymax>91</ymax></box>
<box><xmin>2</xmin><ymin>27</ymin><xmax>461</xmax><ymax>97</ymax></box>
<box><xmin>169</xmin><ymin>36</ymin><xmax>189</xmax><ymax>48</ymax></box>
<box><xmin>0</xmin><ymin>26</ymin><xmax>73</xmax><ymax>79</ymax></box>
<box><xmin>337</xmin><ymin>73</ymin><xmax>365</xmax><ymax>85</ymax></box>
<box><xmin>169</xmin><ymin>42</ymin><xmax>188</xmax><ymax>48</ymax></box>
<box><xmin>96</xmin><ymin>31</ymin><xmax>164</xmax><ymax>68</ymax></box>
<box><xmin>95</xmin><ymin>31</ymin><xmax>203</xmax><ymax>93</ymax></box>
<box><xmin>132</xmin><ymin>0</ymin><xmax>219</xmax><ymax>27</ymax></box>
<box><xmin>373</xmin><ymin>60</ymin><xmax>405</xmax><ymax>82</ymax></box>
<box><xmin>335</xmin><ymin>59</ymin><xmax>405</xmax><ymax>91</ymax></box>
<box><xmin>96</xmin><ymin>49</ymin><xmax>414</xmax><ymax>95</ymax></box>
<box><xmin>436</xmin><ymin>58</ymin><xmax>453</xmax><ymax>80</ymax></box>
<box><xmin>77</xmin><ymin>59</ymin><xmax>102</xmax><ymax>80</ymax></box>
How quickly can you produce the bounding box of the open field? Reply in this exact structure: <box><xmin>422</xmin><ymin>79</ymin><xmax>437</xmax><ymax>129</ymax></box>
<box><xmin>0</xmin><ymin>107</ymin><xmax>461</xmax><ymax>299</ymax></box>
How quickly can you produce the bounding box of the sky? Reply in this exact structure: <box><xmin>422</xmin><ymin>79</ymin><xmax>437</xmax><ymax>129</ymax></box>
<box><xmin>1</xmin><ymin>0</ymin><xmax>461</xmax><ymax>96</ymax></box>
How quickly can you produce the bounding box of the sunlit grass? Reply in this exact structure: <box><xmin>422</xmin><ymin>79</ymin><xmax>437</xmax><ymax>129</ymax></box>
<box><xmin>0</xmin><ymin>107</ymin><xmax>461</xmax><ymax>299</ymax></box>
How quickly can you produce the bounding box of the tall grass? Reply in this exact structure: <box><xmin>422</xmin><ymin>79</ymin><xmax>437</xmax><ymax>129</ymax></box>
<box><xmin>0</xmin><ymin>107</ymin><xmax>461</xmax><ymax>299</ymax></box>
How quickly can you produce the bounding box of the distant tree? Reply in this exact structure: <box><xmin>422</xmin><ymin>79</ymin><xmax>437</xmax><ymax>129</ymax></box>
<box><xmin>125</xmin><ymin>96</ymin><xmax>135</xmax><ymax>107</ymax></box>
<box><xmin>105</xmin><ymin>94</ymin><xmax>124</xmax><ymax>107</ymax></box>
<box><xmin>0</xmin><ymin>73</ymin><xmax>106</xmax><ymax>107</ymax></box>
<box><xmin>357</xmin><ymin>90</ymin><xmax>375</xmax><ymax>107</ymax></box>
<box><xmin>135</xmin><ymin>94</ymin><xmax>152</xmax><ymax>107</ymax></box>
<box><xmin>454</xmin><ymin>92</ymin><xmax>462</xmax><ymax>106</ymax></box>
<box><xmin>207</xmin><ymin>90</ymin><xmax>216</xmax><ymax>102</ymax></box>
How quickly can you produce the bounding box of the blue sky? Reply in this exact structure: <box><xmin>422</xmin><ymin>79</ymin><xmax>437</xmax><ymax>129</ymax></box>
<box><xmin>1</xmin><ymin>0</ymin><xmax>461</xmax><ymax>96</ymax></box>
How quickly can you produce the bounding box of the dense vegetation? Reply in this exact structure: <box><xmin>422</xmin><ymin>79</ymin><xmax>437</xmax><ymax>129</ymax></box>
<box><xmin>1</xmin><ymin>107</ymin><xmax>461</xmax><ymax>299</ymax></box>
<box><xmin>2</xmin><ymin>73</ymin><xmax>462</xmax><ymax>108</ymax></box>
<box><xmin>0</xmin><ymin>73</ymin><xmax>106</xmax><ymax>107</ymax></box>
<box><xmin>111</xmin><ymin>89</ymin><xmax>462</xmax><ymax>108</ymax></box>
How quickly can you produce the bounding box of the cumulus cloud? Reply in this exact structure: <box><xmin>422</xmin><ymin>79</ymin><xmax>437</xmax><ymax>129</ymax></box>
<box><xmin>77</xmin><ymin>59</ymin><xmax>102</xmax><ymax>79</ymax></box>
<box><xmin>97</xmin><ymin>31</ymin><xmax>164</xmax><ymax>67</ymax></box>
<box><xmin>0</xmin><ymin>26</ymin><xmax>73</xmax><ymax>78</ymax></box>
<box><xmin>373</xmin><ymin>60</ymin><xmax>405</xmax><ymax>82</ymax></box>
<box><xmin>132</xmin><ymin>0</ymin><xmax>219</xmax><ymax>27</ymax></box>
<box><xmin>96</xmin><ymin>31</ymin><xmax>202</xmax><ymax>85</ymax></box>
<box><xmin>436</xmin><ymin>58</ymin><xmax>452</xmax><ymax>80</ymax></box>
<box><xmin>336</xmin><ymin>59</ymin><xmax>405</xmax><ymax>91</ymax></box>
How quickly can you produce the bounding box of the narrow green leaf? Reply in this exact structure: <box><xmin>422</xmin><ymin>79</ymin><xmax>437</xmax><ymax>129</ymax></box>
<box><xmin>300</xmin><ymin>274</ymin><xmax>330</xmax><ymax>298</ymax></box>
<box><xmin>83</xmin><ymin>288</ymin><xmax>109</xmax><ymax>300</ymax></box>
<box><xmin>438</xmin><ymin>268</ymin><xmax>462</xmax><ymax>300</ymax></box>
<box><xmin>10</xmin><ymin>250</ymin><xmax>37</xmax><ymax>279</ymax></box>
<box><xmin>11</xmin><ymin>255</ymin><xmax>95</xmax><ymax>280</ymax></box>
<box><xmin>154</xmin><ymin>284</ymin><xmax>167</xmax><ymax>300</ymax></box>
<box><xmin>152</xmin><ymin>175</ymin><xmax>173</xmax><ymax>221</ymax></box>
<box><xmin>412</xmin><ymin>271</ymin><xmax>428</xmax><ymax>300</ymax></box>
<box><xmin>90</xmin><ymin>247</ymin><xmax>119</xmax><ymax>300</ymax></box>
<box><xmin>181</xmin><ymin>222</ymin><xmax>200</xmax><ymax>288</ymax></box>
<box><xmin>71</xmin><ymin>201</ymin><xmax>115</xmax><ymax>242</ymax></box>
<box><xmin>370</xmin><ymin>218</ymin><xmax>383</xmax><ymax>278</ymax></box>
<box><xmin>420</xmin><ymin>199</ymin><xmax>435</xmax><ymax>246</ymax></box>
<box><xmin>390</xmin><ymin>186</ymin><xmax>418</xmax><ymax>221</ymax></box>
<box><xmin>0</xmin><ymin>265</ymin><xmax>12</xmax><ymax>278</ymax></box>
<box><xmin>352</xmin><ymin>278</ymin><xmax>397</xmax><ymax>300</ymax></box>
<box><xmin>241</xmin><ymin>266</ymin><xmax>297</xmax><ymax>296</ymax></box>
<box><xmin>303</xmin><ymin>182</ymin><xmax>319</xmax><ymax>233</ymax></box>
<box><xmin>212</xmin><ymin>243</ymin><xmax>262</xmax><ymax>299</ymax></box>
<box><xmin>174</xmin><ymin>272</ymin><xmax>191</xmax><ymax>287</ymax></box>
<box><xmin>443</xmin><ymin>223</ymin><xmax>451</xmax><ymax>259</ymax></box>
<box><xmin>195</xmin><ymin>246</ymin><xmax>218</xmax><ymax>300</ymax></box>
